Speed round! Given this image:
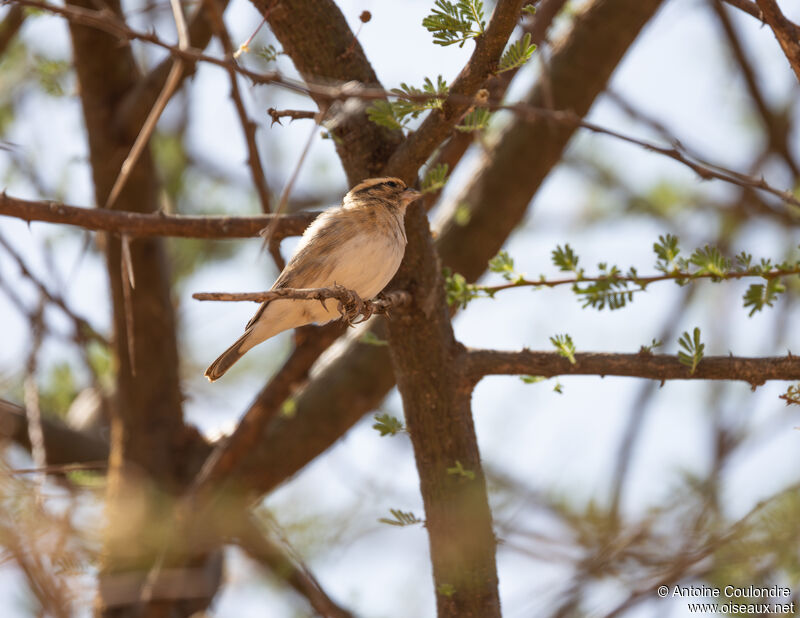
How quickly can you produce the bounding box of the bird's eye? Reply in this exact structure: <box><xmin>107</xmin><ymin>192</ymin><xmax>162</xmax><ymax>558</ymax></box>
<box><xmin>386</xmin><ymin>181</ymin><xmax>399</xmax><ymax>189</ymax></box>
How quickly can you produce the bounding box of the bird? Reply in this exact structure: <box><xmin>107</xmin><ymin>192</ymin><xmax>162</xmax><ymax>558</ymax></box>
<box><xmin>204</xmin><ymin>177</ymin><xmax>421</xmax><ymax>381</ymax></box>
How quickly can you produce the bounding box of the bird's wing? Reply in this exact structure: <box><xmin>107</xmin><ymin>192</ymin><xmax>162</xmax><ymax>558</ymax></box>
<box><xmin>245</xmin><ymin>210</ymin><xmax>343</xmax><ymax>331</ymax></box>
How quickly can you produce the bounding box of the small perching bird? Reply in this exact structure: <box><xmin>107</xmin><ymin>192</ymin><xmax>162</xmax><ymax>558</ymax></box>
<box><xmin>204</xmin><ymin>177</ymin><xmax>421</xmax><ymax>381</ymax></box>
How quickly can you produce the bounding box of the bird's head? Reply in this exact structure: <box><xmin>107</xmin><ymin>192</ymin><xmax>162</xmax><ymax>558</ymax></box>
<box><xmin>344</xmin><ymin>177</ymin><xmax>422</xmax><ymax>210</ymax></box>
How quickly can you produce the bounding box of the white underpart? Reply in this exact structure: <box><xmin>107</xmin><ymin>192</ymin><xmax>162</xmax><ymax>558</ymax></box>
<box><xmin>243</xmin><ymin>223</ymin><xmax>405</xmax><ymax>351</ymax></box>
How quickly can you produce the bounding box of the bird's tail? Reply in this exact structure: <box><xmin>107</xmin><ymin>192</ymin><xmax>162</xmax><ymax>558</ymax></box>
<box><xmin>204</xmin><ymin>328</ymin><xmax>255</xmax><ymax>382</ymax></box>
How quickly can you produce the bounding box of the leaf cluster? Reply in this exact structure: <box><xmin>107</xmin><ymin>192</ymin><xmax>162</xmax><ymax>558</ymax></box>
<box><xmin>422</xmin><ymin>163</ymin><xmax>450</xmax><ymax>194</ymax></box>
<box><xmin>497</xmin><ymin>33</ymin><xmax>537</xmax><ymax>73</ymax></box>
<box><xmin>367</xmin><ymin>76</ymin><xmax>449</xmax><ymax>131</ymax></box>
<box><xmin>372</xmin><ymin>413</ymin><xmax>405</xmax><ymax>436</ymax></box>
<box><xmin>422</xmin><ymin>0</ymin><xmax>485</xmax><ymax>47</ymax></box>
<box><xmin>378</xmin><ymin>509</ymin><xmax>422</xmax><ymax>526</ymax></box>
<box><xmin>550</xmin><ymin>334</ymin><xmax>576</xmax><ymax>365</ymax></box>
<box><xmin>677</xmin><ymin>327</ymin><xmax>705</xmax><ymax>374</ymax></box>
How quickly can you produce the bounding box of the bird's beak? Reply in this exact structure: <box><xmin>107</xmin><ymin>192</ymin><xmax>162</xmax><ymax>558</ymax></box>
<box><xmin>400</xmin><ymin>188</ymin><xmax>423</xmax><ymax>208</ymax></box>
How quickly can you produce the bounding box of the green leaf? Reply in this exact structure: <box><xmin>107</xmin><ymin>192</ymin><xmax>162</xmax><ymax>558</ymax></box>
<box><xmin>368</xmin><ymin>76</ymin><xmax>449</xmax><ymax>131</ymax></box>
<box><xmin>677</xmin><ymin>327</ymin><xmax>704</xmax><ymax>374</ymax></box>
<box><xmin>573</xmin><ymin>263</ymin><xmax>633</xmax><ymax>311</ymax></box>
<box><xmin>498</xmin><ymin>32</ymin><xmax>537</xmax><ymax>73</ymax></box>
<box><xmin>653</xmin><ymin>234</ymin><xmax>681</xmax><ymax>272</ymax></box>
<box><xmin>422</xmin><ymin>163</ymin><xmax>450</xmax><ymax>194</ymax></box>
<box><xmin>689</xmin><ymin>245</ymin><xmax>730</xmax><ymax>279</ymax></box>
<box><xmin>372</xmin><ymin>413</ymin><xmax>404</xmax><ymax>436</ymax></box>
<box><xmin>639</xmin><ymin>338</ymin><xmax>663</xmax><ymax>355</ymax></box>
<box><xmin>552</xmin><ymin>244</ymin><xmax>580</xmax><ymax>273</ymax></box>
<box><xmin>447</xmin><ymin>460</ymin><xmax>476</xmax><ymax>481</ymax></box>
<box><xmin>281</xmin><ymin>397</ymin><xmax>297</xmax><ymax>418</ymax></box>
<box><xmin>257</xmin><ymin>44</ymin><xmax>283</xmax><ymax>63</ymax></box>
<box><xmin>378</xmin><ymin>508</ymin><xmax>423</xmax><ymax>526</ymax></box>
<box><xmin>422</xmin><ymin>0</ymin><xmax>485</xmax><ymax>47</ymax></box>
<box><xmin>520</xmin><ymin>375</ymin><xmax>546</xmax><ymax>384</ymax></box>
<box><xmin>444</xmin><ymin>268</ymin><xmax>481</xmax><ymax>308</ymax></box>
<box><xmin>550</xmin><ymin>333</ymin><xmax>577</xmax><ymax>365</ymax></box>
<box><xmin>455</xmin><ymin>107</ymin><xmax>491</xmax><ymax>132</ymax></box>
<box><xmin>522</xmin><ymin>4</ymin><xmax>537</xmax><ymax>16</ymax></box>
<box><xmin>488</xmin><ymin>250</ymin><xmax>518</xmax><ymax>281</ymax></box>
<box><xmin>34</xmin><ymin>56</ymin><xmax>70</xmax><ymax>97</ymax></box>
<box><xmin>743</xmin><ymin>278</ymin><xmax>785</xmax><ymax>316</ymax></box>
<box><xmin>360</xmin><ymin>331</ymin><xmax>389</xmax><ymax>346</ymax></box>
<box><xmin>553</xmin><ymin>381</ymin><xmax>564</xmax><ymax>394</ymax></box>
<box><xmin>437</xmin><ymin>583</ymin><xmax>457</xmax><ymax>597</ymax></box>
<box><xmin>366</xmin><ymin>100</ymin><xmax>405</xmax><ymax>131</ymax></box>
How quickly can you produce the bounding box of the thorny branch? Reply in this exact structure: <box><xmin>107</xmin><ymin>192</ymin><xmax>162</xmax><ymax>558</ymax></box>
<box><xmin>0</xmin><ymin>231</ymin><xmax>108</xmax><ymax>345</ymax></box>
<box><xmin>8</xmin><ymin>0</ymin><xmax>800</xmax><ymax>215</ymax></box>
<box><xmin>755</xmin><ymin>0</ymin><xmax>800</xmax><ymax>84</ymax></box>
<box><xmin>471</xmin><ymin>266</ymin><xmax>800</xmax><ymax>296</ymax></box>
<box><xmin>267</xmin><ymin>108</ymin><xmax>317</xmax><ymax>124</ymax></box>
<box><xmin>0</xmin><ymin>193</ymin><xmax>317</xmax><ymax>238</ymax></box>
<box><xmin>464</xmin><ymin>349</ymin><xmax>800</xmax><ymax>387</ymax></box>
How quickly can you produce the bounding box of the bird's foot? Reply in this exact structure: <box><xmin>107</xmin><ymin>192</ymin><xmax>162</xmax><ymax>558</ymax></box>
<box><xmin>334</xmin><ymin>284</ymin><xmax>370</xmax><ymax>326</ymax></box>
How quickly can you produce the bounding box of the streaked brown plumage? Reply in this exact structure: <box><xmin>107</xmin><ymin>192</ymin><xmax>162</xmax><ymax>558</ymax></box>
<box><xmin>204</xmin><ymin>177</ymin><xmax>421</xmax><ymax>381</ymax></box>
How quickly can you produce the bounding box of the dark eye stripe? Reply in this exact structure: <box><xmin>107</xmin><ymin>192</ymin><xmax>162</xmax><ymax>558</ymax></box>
<box><xmin>352</xmin><ymin>179</ymin><xmax>404</xmax><ymax>194</ymax></box>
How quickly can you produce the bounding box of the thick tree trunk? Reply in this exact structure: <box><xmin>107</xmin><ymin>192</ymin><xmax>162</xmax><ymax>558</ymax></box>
<box><xmin>386</xmin><ymin>204</ymin><xmax>499</xmax><ymax>617</ymax></box>
<box><xmin>67</xmin><ymin>0</ymin><xmax>212</xmax><ymax>614</ymax></box>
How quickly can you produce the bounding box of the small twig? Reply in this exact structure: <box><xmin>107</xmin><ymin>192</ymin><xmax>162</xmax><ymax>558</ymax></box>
<box><xmin>472</xmin><ymin>266</ymin><xmax>800</xmax><ymax>297</ymax></box>
<box><xmin>206</xmin><ymin>0</ymin><xmax>272</xmax><ymax>213</ymax></box>
<box><xmin>9</xmin><ymin>461</ymin><xmax>107</xmax><ymax>475</ymax></box>
<box><xmin>0</xmin><ymin>231</ymin><xmax>108</xmax><ymax>345</ymax></box>
<box><xmin>23</xmin><ymin>301</ymin><xmax>47</xmax><ymax>494</ymax></box>
<box><xmin>267</xmin><ymin>108</ymin><xmax>317</xmax><ymax>125</ymax></box>
<box><xmin>120</xmin><ymin>238</ymin><xmax>136</xmax><ymax>374</ymax></box>
<box><xmin>261</xmin><ymin>112</ymin><xmax>324</xmax><ymax>251</ymax></box>
<box><xmin>234</xmin><ymin>512</ymin><xmax>354</xmax><ymax>618</ymax></box>
<box><xmin>105</xmin><ymin>0</ymin><xmax>189</xmax><ymax>208</ymax></box>
<box><xmin>192</xmin><ymin>286</ymin><xmax>410</xmax><ymax>321</ymax></box>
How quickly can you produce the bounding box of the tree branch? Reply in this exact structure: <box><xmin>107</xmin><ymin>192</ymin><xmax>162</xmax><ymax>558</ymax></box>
<box><xmin>113</xmin><ymin>0</ymin><xmax>231</xmax><ymax>140</ymax></box>
<box><xmin>464</xmin><ymin>349</ymin><xmax>800</xmax><ymax>386</ymax></box>
<box><xmin>0</xmin><ymin>193</ymin><xmax>316</xmax><ymax>238</ymax></box>
<box><xmin>254</xmin><ymin>0</ymin><xmax>402</xmax><ymax>183</ymax></box>
<box><xmin>0</xmin><ymin>4</ymin><xmax>24</xmax><ymax>57</ymax></box>
<box><xmin>230</xmin><ymin>0</ymin><xmax>667</xmax><ymax>499</ymax></box>
<box><xmin>192</xmin><ymin>287</ymin><xmax>410</xmax><ymax>317</ymax></box>
<box><xmin>754</xmin><ymin>0</ymin><xmax>800</xmax><ymax>84</ymax></box>
<box><xmin>0</xmin><ymin>399</ymin><xmax>109</xmax><ymax>464</ymax></box>
<box><xmin>385</xmin><ymin>0</ymin><xmax>527</xmax><ymax>179</ymax></box>
<box><xmin>230</xmin><ymin>514</ymin><xmax>354</xmax><ymax>618</ymax></box>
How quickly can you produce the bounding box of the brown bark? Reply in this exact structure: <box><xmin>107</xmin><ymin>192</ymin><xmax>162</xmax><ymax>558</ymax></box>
<box><xmin>385</xmin><ymin>202</ymin><xmax>499</xmax><ymax>617</ymax></box>
<box><xmin>253</xmin><ymin>0</ymin><xmax>403</xmax><ymax>183</ymax></box>
<box><xmin>0</xmin><ymin>399</ymin><xmax>109</xmax><ymax>464</ymax></box>
<box><xmin>113</xmin><ymin>0</ymin><xmax>231</xmax><ymax>141</ymax></box>
<box><xmin>464</xmin><ymin>350</ymin><xmax>800</xmax><ymax>386</ymax></box>
<box><xmin>0</xmin><ymin>193</ymin><xmax>316</xmax><ymax>238</ymax></box>
<box><xmin>0</xmin><ymin>4</ymin><xmax>24</xmax><ymax>57</ymax></box>
<box><xmin>66</xmin><ymin>0</ymin><xmax>211</xmax><ymax>613</ymax></box>
<box><xmin>754</xmin><ymin>0</ymin><xmax>800</xmax><ymax>85</ymax></box>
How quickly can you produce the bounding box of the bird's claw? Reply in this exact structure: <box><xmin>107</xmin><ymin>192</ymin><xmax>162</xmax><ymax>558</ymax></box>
<box><xmin>334</xmin><ymin>285</ymin><xmax>371</xmax><ymax>326</ymax></box>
